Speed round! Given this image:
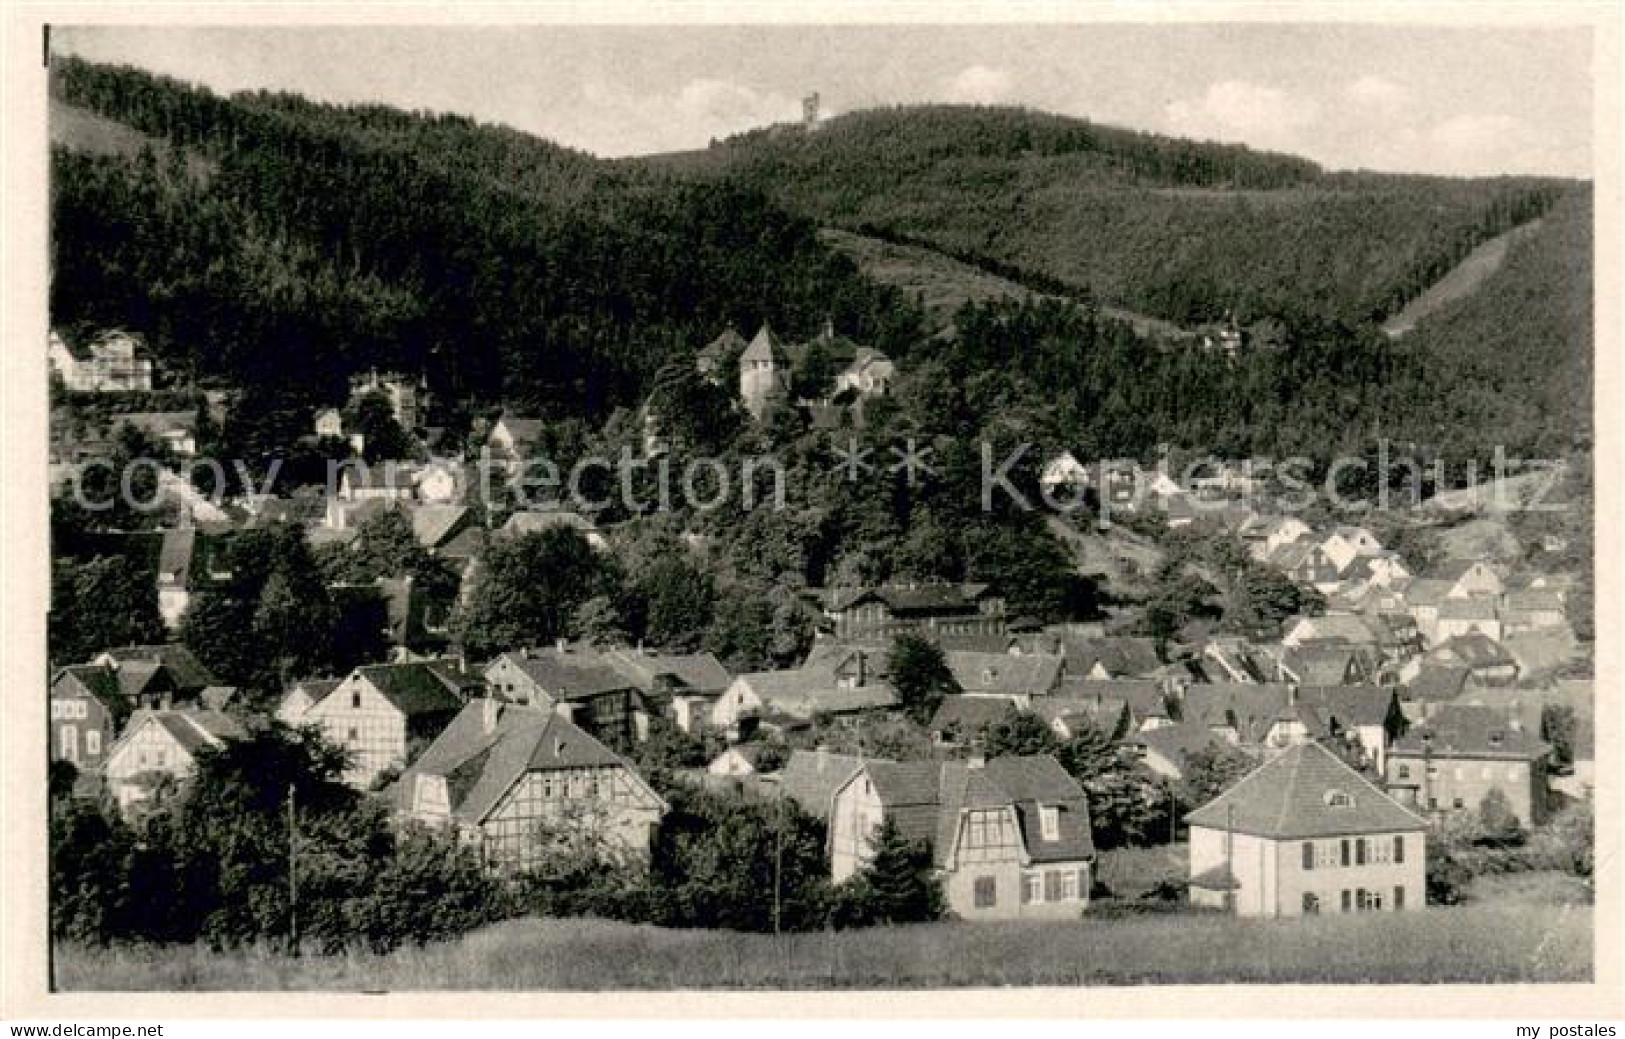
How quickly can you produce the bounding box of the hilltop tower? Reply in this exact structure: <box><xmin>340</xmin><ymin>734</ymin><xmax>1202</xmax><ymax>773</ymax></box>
<box><xmin>802</xmin><ymin>92</ymin><xmax>820</xmax><ymax>131</ymax></box>
<box><xmin>739</xmin><ymin>324</ymin><xmax>788</xmax><ymax>420</ymax></box>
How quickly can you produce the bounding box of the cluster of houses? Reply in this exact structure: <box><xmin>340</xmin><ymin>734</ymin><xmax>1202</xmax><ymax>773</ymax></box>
<box><xmin>50</xmin><ymin>553</ymin><xmax>1586</xmax><ymax>920</ymax></box>
<box><xmin>44</xmin><ymin>325</ymin><xmax>1588</xmax><ymax>925</ymax></box>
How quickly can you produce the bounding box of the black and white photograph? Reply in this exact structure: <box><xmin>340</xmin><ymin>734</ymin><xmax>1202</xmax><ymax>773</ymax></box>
<box><xmin>1</xmin><ymin>2</ymin><xmax>1619</xmax><ymax>1018</ymax></box>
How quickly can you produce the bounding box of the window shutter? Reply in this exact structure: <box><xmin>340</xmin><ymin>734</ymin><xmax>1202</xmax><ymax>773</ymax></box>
<box><xmin>1393</xmin><ymin>835</ymin><xmax>1404</xmax><ymax>864</ymax></box>
<box><xmin>1302</xmin><ymin>842</ymin><xmax>1314</xmax><ymax>870</ymax></box>
<box><xmin>1340</xmin><ymin>839</ymin><xmax>1350</xmax><ymax>866</ymax></box>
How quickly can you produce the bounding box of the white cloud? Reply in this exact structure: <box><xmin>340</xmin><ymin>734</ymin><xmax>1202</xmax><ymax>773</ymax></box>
<box><xmin>1163</xmin><ymin>80</ymin><xmax>1319</xmax><ymax>152</ymax></box>
<box><xmin>944</xmin><ymin>65</ymin><xmax>1014</xmax><ymax>104</ymax></box>
<box><xmin>1345</xmin><ymin>75</ymin><xmax>1410</xmax><ymax>115</ymax></box>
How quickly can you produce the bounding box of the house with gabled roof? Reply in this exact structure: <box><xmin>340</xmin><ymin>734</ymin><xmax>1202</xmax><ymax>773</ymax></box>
<box><xmin>50</xmin><ymin>664</ymin><xmax>128</xmax><ymax>769</ymax></box>
<box><xmin>696</xmin><ymin>326</ymin><xmax>748</xmax><ymax>384</ymax></box>
<box><xmin>1294</xmin><ymin>685</ymin><xmax>1408</xmax><ymax>774</ymax></box>
<box><xmin>1386</xmin><ymin>704</ymin><xmax>1551</xmax><ymax>826</ymax></box>
<box><xmin>390</xmin><ymin>698</ymin><xmax>667</xmax><ymax>874</ymax></box>
<box><xmin>277</xmin><ymin>678</ymin><xmax>343</xmax><ymax>726</ymax></box>
<box><xmin>49</xmin><ymin>327</ymin><xmax>153</xmax><ymax>392</ymax></box>
<box><xmin>484</xmin><ymin>646</ymin><xmax>649</xmax><ymax>749</ymax></box>
<box><xmin>1318</xmin><ymin>526</ymin><xmax>1384</xmax><ymax>575</ymax></box>
<box><xmin>1241</xmin><ymin>516</ymin><xmax>1313</xmax><ymax>563</ymax></box>
<box><xmin>1050</xmin><ymin>677</ymin><xmax>1172</xmax><ymax>732</ymax></box>
<box><xmin>600</xmin><ymin>648</ymin><xmax>734</xmax><ymax>734</ymax></box>
<box><xmin>1435</xmin><ymin>596</ymin><xmax>1503</xmax><ymax>644</ymax></box>
<box><xmin>102</xmin><ymin>708</ymin><xmax>246</xmax><ymax>816</ymax></box>
<box><xmin>1279</xmin><ymin>642</ymin><xmax>1374</xmax><ymax>687</ymax></box>
<box><xmin>1127</xmin><ymin>722</ymin><xmax>1230</xmax><ymax>782</ymax></box>
<box><xmin>1185</xmin><ymin>742</ymin><xmax>1426</xmax><ymax>917</ymax></box>
<box><xmin>486</xmin><ymin>412</ymin><xmax>546</xmax><ymax>460</ymax></box>
<box><xmin>778</xmin><ymin>748</ymin><xmax>873</xmax><ymax>822</ymax></box>
<box><xmin>944</xmin><ymin>650</ymin><xmax>1064</xmax><ymax>706</ymax></box>
<box><xmin>1054</xmin><ymin>635</ymin><xmax>1162</xmax><ymax>680</ymax></box>
<box><xmin>928</xmin><ymin>696</ymin><xmax>1021</xmax><ymax>747</ymax></box>
<box><xmin>825</xmin><ymin>581</ymin><xmax>1006</xmax><ymax>640</ymax></box>
<box><xmin>1434</xmin><ymin>559</ymin><xmax>1504</xmax><ymax>600</ymax></box>
<box><xmin>713</xmin><ymin>666</ymin><xmax>898</xmax><ymax>737</ymax></box>
<box><xmin>1181</xmin><ymin>682</ymin><xmax>1295</xmax><ymax>746</ymax></box>
<box><xmin>829</xmin><ymin>755</ymin><xmax>1095</xmax><ymax>919</ymax></box>
<box><xmin>1032</xmin><ymin>694</ymin><xmax>1132</xmax><ymax>742</ymax></box>
<box><xmin>1411</xmin><ymin>633</ymin><xmax>1520</xmax><ymax>688</ymax></box>
<box><xmin>304</xmin><ymin>658</ymin><xmax>481</xmax><ymax>787</ymax></box>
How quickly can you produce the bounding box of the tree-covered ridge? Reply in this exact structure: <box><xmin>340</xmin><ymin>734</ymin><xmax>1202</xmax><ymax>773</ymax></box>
<box><xmin>655</xmin><ymin>103</ymin><xmax>1325</xmax><ymax>189</ymax></box>
<box><xmin>49</xmin><ymin>56</ymin><xmax>923</xmax><ymax>420</ymax></box>
<box><xmin>639</xmin><ymin>103</ymin><xmax>1575</xmax><ymax>327</ymax></box>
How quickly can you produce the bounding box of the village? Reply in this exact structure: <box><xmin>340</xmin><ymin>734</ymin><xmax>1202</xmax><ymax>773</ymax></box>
<box><xmin>47</xmin><ymin>318</ymin><xmax>1595</xmax><ymax>933</ymax></box>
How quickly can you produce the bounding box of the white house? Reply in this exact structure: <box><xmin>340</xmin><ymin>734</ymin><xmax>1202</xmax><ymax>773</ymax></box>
<box><xmin>1185</xmin><ymin>742</ymin><xmax>1427</xmax><ymax>918</ymax></box>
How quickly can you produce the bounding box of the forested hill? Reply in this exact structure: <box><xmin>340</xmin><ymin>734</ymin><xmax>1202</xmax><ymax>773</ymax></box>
<box><xmin>48</xmin><ymin>56</ymin><xmax>923</xmax><ymax>420</ymax></box>
<box><xmin>634</xmin><ymin>105</ymin><xmax>1579</xmax><ymax>328</ymax></box>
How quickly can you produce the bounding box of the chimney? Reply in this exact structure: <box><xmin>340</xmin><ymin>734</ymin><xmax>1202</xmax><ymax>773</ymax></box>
<box><xmin>481</xmin><ymin>696</ymin><xmax>500</xmax><ymax>735</ymax></box>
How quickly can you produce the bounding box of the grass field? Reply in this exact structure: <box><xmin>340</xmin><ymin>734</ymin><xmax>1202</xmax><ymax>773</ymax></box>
<box><xmin>54</xmin><ymin>903</ymin><xmax>1590</xmax><ymax>991</ymax></box>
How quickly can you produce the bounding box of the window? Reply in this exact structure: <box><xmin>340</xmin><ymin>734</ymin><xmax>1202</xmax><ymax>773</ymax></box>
<box><xmin>1393</xmin><ymin>835</ymin><xmax>1405</xmax><ymax>864</ymax></box>
<box><xmin>1427</xmin><ymin>796</ymin><xmax>1438</xmax><ymax>810</ymax></box>
<box><xmin>1040</xmin><ymin>805</ymin><xmax>1060</xmax><ymax>842</ymax></box>
<box><xmin>973</xmin><ymin>876</ymin><xmax>996</xmax><ymax>908</ymax></box>
<box><xmin>1021</xmin><ymin>873</ymin><xmax>1040</xmax><ymax>905</ymax></box>
<box><xmin>351</xmin><ymin>691</ymin><xmax>362</xmax><ymax>709</ymax></box>
<box><xmin>1397</xmin><ymin>764</ymin><xmax>1411</xmax><ymax>780</ymax></box>
<box><xmin>1302</xmin><ymin>842</ymin><xmax>1315</xmax><ymax>870</ymax></box>
<box><xmin>1340</xmin><ymin>839</ymin><xmax>1350</xmax><ymax>867</ymax></box>
<box><xmin>1325</xmin><ymin>790</ymin><xmax>1353</xmax><ymax>808</ymax></box>
<box><xmin>347</xmin><ymin>727</ymin><xmax>359</xmax><ymax>742</ymax></box>
<box><xmin>60</xmin><ymin>726</ymin><xmax>77</xmax><ymax>762</ymax></box>
<box><xmin>1452</xmin><ymin>797</ymin><xmax>1465</xmax><ymax>810</ymax></box>
<box><xmin>1060</xmin><ymin>871</ymin><xmax>1079</xmax><ymax>900</ymax></box>
<box><xmin>1355</xmin><ymin>838</ymin><xmax>1367</xmax><ymax>866</ymax></box>
<box><xmin>86</xmin><ymin>730</ymin><xmax>101</xmax><ymax>756</ymax></box>
<box><xmin>1356</xmin><ymin>887</ymin><xmax>1368</xmax><ymax>911</ymax></box>
<box><xmin>1302</xmin><ymin>893</ymin><xmax>1320</xmax><ymax>916</ymax></box>
<box><xmin>1394</xmin><ymin>886</ymin><xmax>1406</xmax><ymax>910</ymax></box>
<box><xmin>1341</xmin><ymin>890</ymin><xmax>1351</xmax><ymax>913</ymax></box>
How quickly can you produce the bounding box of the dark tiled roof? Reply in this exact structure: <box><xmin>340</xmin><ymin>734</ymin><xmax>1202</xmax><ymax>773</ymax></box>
<box><xmin>493</xmin><ymin>649</ymin><xmax>638</xmax><ymax>701</ymax></box>
<box><xmin>391</xmin><ymin>700</ymin><xmax>658</xmax><ymax>823</ymax></box>
<box><xmin>1130</xmin><ymin>721</ymin><xmax>1228</xmax><ymax>767</ymax></box>
<box><xmin>1391</xmin><ymin>704</ymin><xmax>1550</xmax><ymax>762</ymax></box>
<box><xmin>101</xmin><ymin>644</ymin><xmax>215</xmax><ymax>693</ymax></box>
<box><xmin>856</xmin><ymin>756</ymin><xmax>1095</xmax><ymax>866</ymax></box>
<box><xmin>1433</xmin><ymin>634</ymin><xmax>1517</xmax><ymax>670</ymax></box>
<box><xmin>53</xmin><ymin>664</ymin><xmax>122</xmax><ymax>707</ymax></box>
<box><xmin>944</xmin><ymin>651</ymin><xmax>1063</xmax><ymax>696</ymax></box>
<box><xmin>778</xmin><ymin>749</ymin><xmax>873</xmax><ymax>819</ymax></box>
<box><xmin>601</xmin><ymin>649</ymin><xmax>733</xmax><ymax>696</ymax></box>
<box><xmin>928</xmin><ymin>696</ymin><xmax>1019</xmax><ymax>736</ymax></box>
<box><xmin>1057</xmin><ymin>636</ymin><xmax>1162</xmax><ymax>678</ymax></box>
<box><xmin>1181</xmin><ymin>683</ymin><xmax>1294</xmax><ymax>742</ymax></box>
<box><xmin>356</xmin><ymin>659</ymin><xmax>478</xmax><ymax>716</ymax></box>
<box><xmin>1184</xmin><ymin>742</ymin><xmax>1425</xmax><ymax>838</ymax></box>
<box><xmin>826</xmin><ymin>582</ymin><xmax>993</xmax><ymax>615</ymax></box>
<box><xmin>1406</xmin><ymin>664</ymin><xmax>1471</xmax><ymax>702</ymax></box>
<box><xmin>1295</xmin><ymin>685</ymin><xmax>1399</xmax><ymax>729</ymax></box>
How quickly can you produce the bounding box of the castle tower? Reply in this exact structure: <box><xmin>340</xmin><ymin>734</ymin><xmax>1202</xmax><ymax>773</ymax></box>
<box><xmin>739</xmin><ymin>324</ymin><xmax>788</xmax><ymax>420</ymax></box>
<box><xmin>802</xmin><ymin>92</ymin><xmax>820</xmax><ymax>130</ymax></box>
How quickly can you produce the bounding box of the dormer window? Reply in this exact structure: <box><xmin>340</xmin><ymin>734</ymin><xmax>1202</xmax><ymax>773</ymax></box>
<box><xmin>1324</xmin><ymin>790</ymin><xmax>1354</xmax><ymax>809</ymax></box>
<box><xmin>1040</xmin><ymin>805</ymin><xmax>1060</xmax><ymax>841</ymax></box>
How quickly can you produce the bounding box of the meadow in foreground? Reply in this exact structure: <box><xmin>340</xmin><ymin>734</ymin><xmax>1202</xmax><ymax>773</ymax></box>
<box><xmin>55</xmin><ymin>903</ymin><xmax>1590</xmax><ymax>991</ymax></box>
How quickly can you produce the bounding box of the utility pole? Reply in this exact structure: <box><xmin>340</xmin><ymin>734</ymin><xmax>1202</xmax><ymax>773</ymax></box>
<box><xmin>1225</xmin><ymin>803</ymin><xmax>1236</xmax><ymax>915</ymax></box>
<box><xmin>773</xmin><ymin>786</ymin><xmax>784</xmax><ymax>937</ymax></box>
<box><xmin>287</xmin><ymin>782</ymin><xmax>299</xmax><ymax>956</ymax></box>
<box><xmin>1167</xmin><ymin>781</ymin><xmax>1177</xmax><ymax>845</ymax></box>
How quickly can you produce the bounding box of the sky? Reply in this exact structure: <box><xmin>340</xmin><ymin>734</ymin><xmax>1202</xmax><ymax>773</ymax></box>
<box><xmin>55</xmin><ymin>23</ymin><xmax>1593</xmax><ymax>177</ymax></box>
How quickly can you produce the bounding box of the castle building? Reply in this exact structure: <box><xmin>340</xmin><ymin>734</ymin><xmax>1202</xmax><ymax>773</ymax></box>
<box><xmin>738</xmin><ymin>324</ymin><xmax>789</xmax><ymax>421</ymax></box>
